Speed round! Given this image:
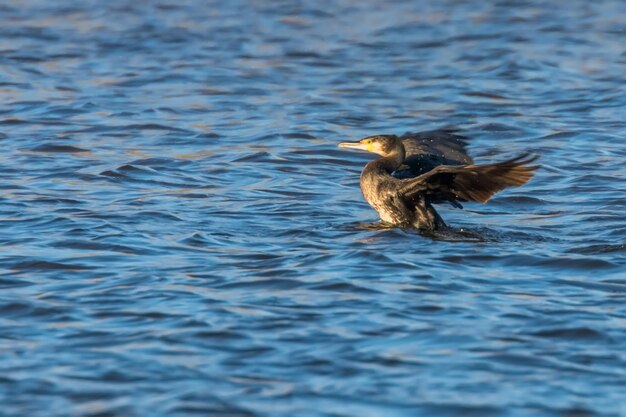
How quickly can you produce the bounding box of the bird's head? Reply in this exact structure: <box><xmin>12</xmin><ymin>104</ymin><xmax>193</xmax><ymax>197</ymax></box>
<box><xmin>338</xmin><ymin>135</ymin><xmax>403</xmax><ymax>157</ymax></box>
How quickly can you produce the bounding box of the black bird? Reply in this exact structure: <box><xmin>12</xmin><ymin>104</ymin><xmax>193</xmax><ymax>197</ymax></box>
<box><xmin>338</xmin><ymin>130</ymin><xmax>539</xmax><ymax>230</ymax></box>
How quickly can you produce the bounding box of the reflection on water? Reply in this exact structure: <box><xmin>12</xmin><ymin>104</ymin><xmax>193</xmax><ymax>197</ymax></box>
<box><xmin>1</xmin><ymin>1</ymin><xmax>626</xmax><ymax>416</ymax></box>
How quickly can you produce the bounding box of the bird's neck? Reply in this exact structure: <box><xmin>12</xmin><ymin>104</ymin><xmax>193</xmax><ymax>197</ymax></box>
<box><xmin>379</xmin><ymin>144</ymin><xmax>406</xmax><ymax>172</ymax></box>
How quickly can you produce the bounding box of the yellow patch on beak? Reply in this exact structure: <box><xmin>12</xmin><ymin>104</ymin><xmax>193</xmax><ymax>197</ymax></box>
<box><xmin>338</xmin><ymin>140</ymin><xmax>377</xmax><ymax>153</ymax></box>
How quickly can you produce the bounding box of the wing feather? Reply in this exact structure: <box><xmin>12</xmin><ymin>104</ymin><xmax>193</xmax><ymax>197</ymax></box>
<box><xmin>399</xmin><ymin>154</ymin><xmax>540</xmax><ymax>203</ymax></box>
<box><xmin>401</xmin><ymin>129</ymin><xmax>473</xmax><ymax>165</ymax></box>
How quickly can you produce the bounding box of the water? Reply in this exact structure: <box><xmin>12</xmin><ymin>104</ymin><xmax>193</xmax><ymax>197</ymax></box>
<box><xmin>1</xmin><ymin>1</ymin><xmax>625</xmax><ymax>416</ymax></box>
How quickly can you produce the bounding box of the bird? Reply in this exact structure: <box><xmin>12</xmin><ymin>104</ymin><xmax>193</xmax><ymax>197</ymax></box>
<box><xmin>338</xmin><ymin>130</ymin><xmax>539</xmax><ymax>231</ymax></box>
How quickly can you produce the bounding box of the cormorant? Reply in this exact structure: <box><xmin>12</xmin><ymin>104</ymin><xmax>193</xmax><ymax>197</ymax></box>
<box><xmin>338</xmin><ymin>130</ymin><xmax>539</xmax><ymax>230</ymax></box>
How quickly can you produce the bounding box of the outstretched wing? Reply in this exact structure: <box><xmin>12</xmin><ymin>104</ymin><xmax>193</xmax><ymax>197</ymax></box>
<box><xmin>399</xmin><ymin>154</ymin><xmax>539</xmax><ymax>204</ymax></box>
<box><xmin>401</xmin><ymin>129</ymin><xmax>473</xmax><ymax>165</ymax></box>
<box><xmin>393</xmin><ymin>129</ymin><xmax>473</xmax><ymax>179</ymax></box>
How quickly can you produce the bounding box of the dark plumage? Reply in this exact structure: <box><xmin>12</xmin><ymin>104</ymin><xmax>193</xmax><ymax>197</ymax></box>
<box><xmin>339</xmin><ymin>130</ymin><xmax>539</xmax><ymax>230</ymax></box>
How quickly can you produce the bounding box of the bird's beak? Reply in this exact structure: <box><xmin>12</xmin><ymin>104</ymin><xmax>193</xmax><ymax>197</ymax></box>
<box><xmin>338</xmin><ymin>141</ymin><xmax>370</xmax><ymax>151</ymax></box>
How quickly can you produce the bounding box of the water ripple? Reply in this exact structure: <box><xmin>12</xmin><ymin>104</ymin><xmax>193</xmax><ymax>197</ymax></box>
<box><xmin>1</xmin><ymin>1</ymin><xmax>625</xmax><ymax>417</ymax></box>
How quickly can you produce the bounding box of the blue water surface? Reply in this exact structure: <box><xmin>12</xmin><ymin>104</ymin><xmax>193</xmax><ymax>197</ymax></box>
<box><xmin>1</xmin><ymin>1</ymin><xmax>625</xmax><ymax>416</ymax></box>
